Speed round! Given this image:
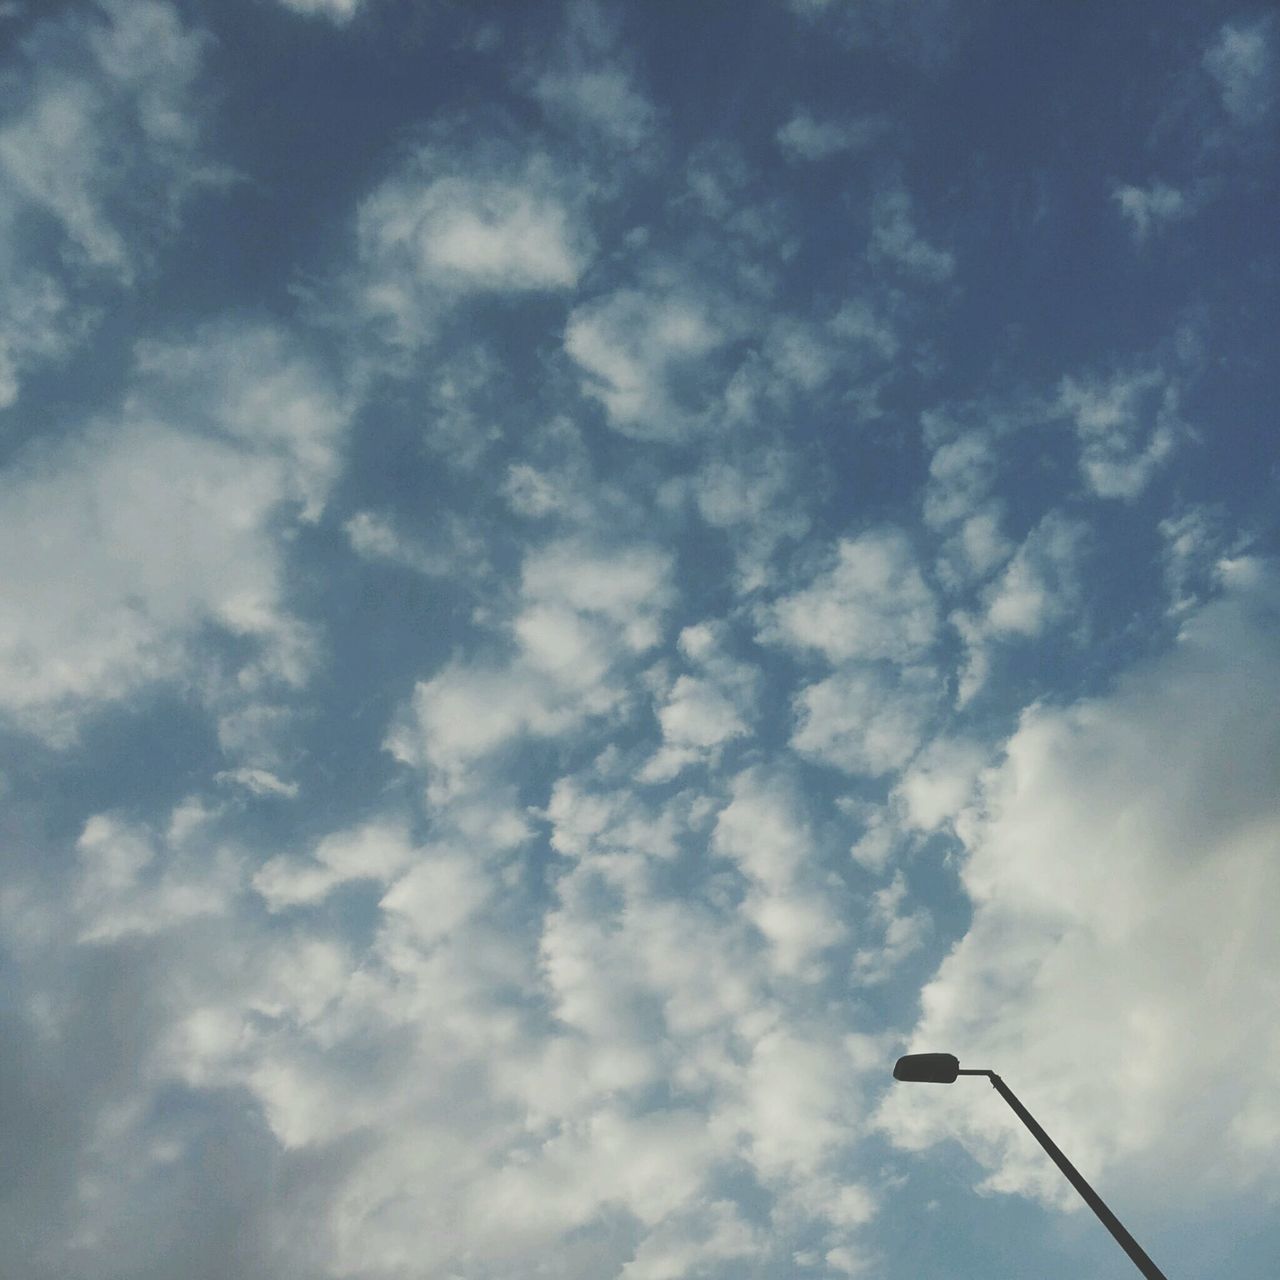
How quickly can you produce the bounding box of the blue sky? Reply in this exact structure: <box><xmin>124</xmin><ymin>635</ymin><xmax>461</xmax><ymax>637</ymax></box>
<box><xmin>0</xmin><ymin>1</ymin><xmax>1277</xmax><ymax>1277</ymax></box>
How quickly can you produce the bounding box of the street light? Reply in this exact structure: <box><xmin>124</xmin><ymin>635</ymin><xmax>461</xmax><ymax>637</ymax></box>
<box><xmin>892</xmin><ymin>1053</ymin><xmax>1169</xmax><ymax>1280</ymax></box>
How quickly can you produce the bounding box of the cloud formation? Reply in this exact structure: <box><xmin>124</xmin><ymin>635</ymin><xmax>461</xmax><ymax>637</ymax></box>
<box><xmin>762</xmin><ymin>529</ymin><xmax>939</xmax><ymax>665</ymax></box>
<box><xmin>0</xmin><ymin>0</ymin><xmax>216</xmax><ymax>404</ymax></box>
<box><xmin>0</xmin><ymin>320</ymin><xmax>347</xmax><ymax>745</ymax></box>
<box><xmin>352</xmin><ymin>137</ymin><xmax>594</xmax><ymax>355</ymax></box>
<box><xmin>1204</xmin><ymin>15</ymin><xmax>1276</xmax><ymax>125</ymax></box>
<box><xmin>0</xmin><ymin>3</ymin><xmax>1276</xmax><ymax>1277</ymax></box>
<box><xmin>878</xmin><ymin>558</ymin><xmax>1280</xmax><ymax>1212</ymax></box>
<box><xmin>1112</xmin><ymin>181</ymin><xmax>1189</xmax><ymax>242</ymax></box>
<box><xmin>1056</xmin><ymin>367</ymin><xmax>1183</xmax><ymax>500</ymax></box>
<box><xmin>776</xmin><ymin>110</ymin><xmax>886</xmax><ymax>161</ymax></box>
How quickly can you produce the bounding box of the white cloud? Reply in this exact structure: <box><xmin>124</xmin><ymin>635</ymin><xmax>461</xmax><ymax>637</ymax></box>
<box><xmin>981</xmin><ymin>512</ymin><xmax>1086</xmax><ymax>638</ymax></box>
<box><xmin>477</xmin><ymin>1104</ymin><xmax>721</xmax><ymax>1236</ymax></box>
<box><xmin>253</xmin><ymin>820</ymin><xmax>416</xmax><ymax>910</ymax></box>
<box><xmin>893</xmin><ymin>735</ymin><xmax>986</xmax><ymax>832</ymax></box>
<box><xmin>849</xmin><ymin>806</ymin><xmax>897</xmax><ymax>873</ymax></box>
<box><xmin>7</xmin><ymin>5</ymin><xmax>1266</xmax><ymax>1275</ymax></box>
<box><xmin>358</xmin><ymin>159</ymin><xmax>583</xmax><ymax>290</ymax></box>
<box><xmin>877</xmin><ymin>557</ymin><xmax>1280</xmax><ymax>1212</ymax></box>
<box><xmin>711</xmin><ymin>766</ymin><xmax>813</xmax><ymax>889</ymax></box>
<box><xmin>132</xmin><ymin>319</ymin><xmax>350</xmax><ymax>520</ymax></box>
<box><xmin>353</xmin><ymin>142</ymin><xmax>593</xmax><ymax>350</ymax></box>
<box><xmin>522</xmin><ymin>539</ymin><xmax>673</xmax><ymax>651</ymax></box>
<box><xmin>918</xmin><ymin>403</ymin><xmax>1025</xmax><ymax>588</ymax></box>
<box><xmin>851</xmin><ymin>871</ymin><xmax>929</xmax><ymax>985</ymax></box>
<box><xmin>418</xmin><ymin>188</ymin><xmax>581</xmax><ymax>285</ymax></box>
<box><xmin>1112</xmin><ymin>181</ymin><xmax>1188</xmax><ymax>241</ymax></box>
<box><xmin>537</xmin><ymin>65</ymin><xmax>656</xmax><ymax>148</ymax></box>
<box><xmin>712</xmin><ymin>767</ymin><xmax>846</xmax><ymax>977</ymax></box>
<box><xmin>693</xmin><ymin>447</ymin><xmax>812</xmax><ymax>593</ymax></box>
<box><xmin>386</xmin><ymin>540</ymin><xmax>673</xmax><ymax>798</ymax></box>
<box><xmin>0</xmin><ymin>320</ymin><xmax>347</xmax><ymax>744</ymax></box>
<box><xmin>645</xmin><ymin>674</ymin><xmax>748</xmax><ymax>777</ymax></box>
<box><xmin>503</xmin><ymin>799</ymin><xmax>880</xmax><ymax>1256</ymax></box>
<box><xmin>675</xmin><ymin>142</ymin><xmax>795</xmax><ymax>256</ymax></box>
<box><xmin>845</xmin><ymin>735</ymin><xmax>989</xmax><ymax>873</ymax></box>
<box><xmin>389</xmin><ymin>663</ymin><xmax>575</xmax><ymax>796</ymax></box>
<box><xmin>1056</xmin><ymin>367</ymin><xmax>1183</xmax><ymax>499</ymax></box>
<box><xmin>869</xmin><ymin>187</ymin><xmax>955</xmax><ymax>284</ymax></box>
<box><xmin>953</xmin><ymin>512</ymin><xmax>1088</xmax><ymax>705</ymax></box>
<box><xmin>920</xmin><ymin>402</ymin><xmax>1044</xmax><ymax>593</ymax></box>
<box><xmin>412</xmin><ymin>343</ymin><xmax>521</xmax><ymax>471</ymax></box>
<box><xmin>214</xmin><ymin>767</ymin><xmax>300</xmax><ymax>799</ymax></box>
<box><xmin>1204</xmin><ymin>16</ymin><xmax>1275</xmax><ymax>125</ymax></box>
<box><xmin>1159</xmin><ymin>505</ymin><xmax>1232</xmax><ymax>615</ymax></box>
<box><xmin>526</xmin><ymin>0</ymin><xmax>658</xmax><ymax>151</ymax></box>
<box><xmin>938</xmin><ymin>508</ymin><xmax>1013</xmax><ymax>588</ymax></box>
<box><xmin>276</xmin><ymin>0</ymin><xmax>363</xmax><ymax>21</ymax></box>
<box><xmin>378</xmin><ymin>843</ymin><xmax>493</xmax><ymax>947</ymax></box>
<box><xmin>564</xmin><ymin>284</ymin><xmax>730</xmax><ymax>440</ymax></box>
<box><xmin>344</xmin><ymin>510</ymin><xmax>437</xmax><ymax>571</ymax></box>
<box><xmin>344</xmin><ymin>509</ymin><xmax>484</xmax><ymax>576</ymax></box>
<box><xmin>213</xmin><ymin>703</ymin><xmax>300</xmax><ymax>774</ymax></box>
<box><xmin>544</xmin><ymin>775</ymin><xmax>686</xmax><ymax>862</ymax></box>
<box><xmin>696</xmin><ymin>452</ymin><xmax>794</xmax><ymax>529</ymax></box>
<box><xmin>504</xmin><ymin>461</ymin><xmax>567</xmax><ymax>517</ymax></box>
<box><xmin>621</xmin><ymin>1200</ymin><xmax>760</xmax><ymax>1280</ymax></box>
<box><xmin>790</xmin><ymin>664</ymin><xmax>938</xmax><ymax>777</ymax></box>
<box><xmin>532</xmin><ymin>827</ymin><xmax>762</xmax><ymax>1102</ymax></box>
<box><xmin>0</xmin><ymin>0</ymin><xmax>210</xmax><ymax>281</ymax></box>
<box><xmin>829</xmin><ymin>300</ymin><xmax>901</xmax><ymax>389</ymax></box>
<box><xmin>0</xmin><ymin>268</ymin><xmax>80</xmax><ymax>410</ymax></box>
<box><xmin>830</xmin><ymin>298</ymin><xmax>900</xmax><ymax>363</ymax></box>
<box><xmin>742</xmin><ymin>886</ymin><xmax>849</xmax><ymax>982</ymax></box>
<box><xmin>763</xmin><ymin>316</ymin><xmax>840</xmax><ymax>393</ymax></box>
<box><xmin>499</xmin><ymin>415</ymin><xmax>621</xmax><ymax>525</ymax></box>
<box><xmin>0</xmin><ymin>425</ymin><xmax>277</xmax><ymax>736</ymax></box>
<box><xmin>735</xmin><ymin>297</ymin><xmax>901</xmax><ymax>427</ymax></box>
<box><xmin>761</xmin><ymin>528</ymin><xmax>939</xmax><ymax>665</ymax></box>
<box><xmin>922</xmin><ymin>430</ymin><xmax>997</xmax><ymax>530</ymax></box>
<box><xmin>776</xmin><ymin>110</ymin><xmax>887</xmax><ymax>161</ymax></box>
<box><xmin>736</xmin><ymin>1027</ymin><xmax>861</xmax><ymax>1176</ymax></box>
<box><xmin>74</xmin><ymin>810</ymin><xmax>242</xmax><ymax>943</ymax></box>
<box><xmin>640</xmin><ymin>622</ymin><xmax>758</xmax><ymax>781</ymax></box>
<box><xmin>4</xmin><ymin>758</ymin><xmax>894</xmax><ymax>1279</ymax></box>
<box><xmin>0</xmin><ymin>0</ymin><xmax>216</xmax><ymax>403</ymax></box>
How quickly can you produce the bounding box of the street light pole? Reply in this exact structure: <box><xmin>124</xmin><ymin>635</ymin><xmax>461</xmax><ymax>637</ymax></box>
<box><xmin>893</xmin><ymin>1054</ymin><xmax>1169</xmax><ymax>1280</ymax></box>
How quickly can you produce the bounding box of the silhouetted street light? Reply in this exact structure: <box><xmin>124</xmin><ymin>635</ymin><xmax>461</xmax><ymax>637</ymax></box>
<box><xmin>892</xmin><ymin>1053</ymin><xmax>1169</xmax><ymax>1280</ymax></box>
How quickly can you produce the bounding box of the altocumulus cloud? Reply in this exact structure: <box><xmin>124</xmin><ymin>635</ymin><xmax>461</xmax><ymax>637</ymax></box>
<box><xmin>0</xmin><ymin>0</ymin><xmax>217</xmax><ymax>405</ymax></box>
<box><xmin>0</xmin><ymin>3</ymin><xmax>1278</xmax><ymax>1279</ymax></box>
<box><xmin>0</xmin><ymin>319</ymin><xmax>349</xmax><ymax>748</ymax></box>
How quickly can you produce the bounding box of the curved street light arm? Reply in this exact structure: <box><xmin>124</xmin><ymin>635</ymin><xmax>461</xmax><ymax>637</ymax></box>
<box><xmin>978</xmin><ymin>1070</ymin><xmax>1170</xmax><ymax>1280</ymax></box>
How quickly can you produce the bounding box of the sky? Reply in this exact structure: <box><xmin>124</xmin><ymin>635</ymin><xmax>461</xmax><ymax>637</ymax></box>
<box><xmin>0</xmin><ymin>0</ymin><xmax>1277</xmax><ymax>1277</ymax></box>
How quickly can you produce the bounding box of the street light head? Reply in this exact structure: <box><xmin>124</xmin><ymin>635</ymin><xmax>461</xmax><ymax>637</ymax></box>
<box><xmin>893</xmin><ymin>1052</ymin><xmax>960</xmax><ymax>1083</ymax></box>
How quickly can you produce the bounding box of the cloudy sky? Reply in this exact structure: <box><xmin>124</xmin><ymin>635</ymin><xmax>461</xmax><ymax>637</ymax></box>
<box><xmin>0</xmin><ymin>1</ymin><xmax>1277</xmax><ymax>1276</ymax></box>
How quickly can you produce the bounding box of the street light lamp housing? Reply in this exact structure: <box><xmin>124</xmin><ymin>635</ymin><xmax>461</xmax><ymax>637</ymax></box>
<box><xmin>893</xmin><ymin>1052</ymin><xmax>960</xmax><ymax>1083</ymax></box>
